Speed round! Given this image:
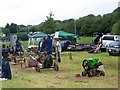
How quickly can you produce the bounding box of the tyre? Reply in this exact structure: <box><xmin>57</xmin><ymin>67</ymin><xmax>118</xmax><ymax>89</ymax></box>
<box><xmin>100</xmin><ymin>72</ymin><xmax>105</xmax><ymax>76</ymax></box>
<box><xmin>82</xmin><ymin>71</ymin><xmax>86</xmax><ymax>76</ymax></box>
<box><xmin>36</xmin><ymin>65</ymin><xmax>41</xmax><ymax>72</ymax></box>
<box><xmin>82</xmin><ymin>59</ymin><xmax>89</xmax><ymax>71</ymax></box>
<box><xmin>109</xmin><ymin>52</ymin><xmax>113</xmax><ymax>56</ymax></box>
<box><xmin>88</xmin><ymin>72</ymin><xmax>92</xmax><ymax>77</ymax></box>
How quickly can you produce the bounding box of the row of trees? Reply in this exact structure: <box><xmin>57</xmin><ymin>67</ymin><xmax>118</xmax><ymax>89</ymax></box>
<box><xmin>2</xmin><ymin>7</ymin><xmax>119</xmax><ymax>40</ymax></box>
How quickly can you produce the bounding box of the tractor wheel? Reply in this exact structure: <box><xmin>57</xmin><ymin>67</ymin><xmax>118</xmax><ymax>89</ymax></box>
<box><xmin>82</xmin><ymin>59</ymin><xmax>89</xmax><ymax>71</ymax></box>
<box><xmin>82</xmin><ymin>71</ymin><xmax>86</xmax><ymax>76</ymax></box>
<box><xmin>35</xmin><ymin>65</ymin><xmax>41</xmax><ymax>72</ymax></box>
<box><xmin>53</xmin><ymin>63</ymin><xmax>59</xmax><ymax>71</ymax></box>
<box><xmin>36</xmin><ymin>67</ymin><xmax>41</xmax><ymax>72</ymax></box>
<box><xmin>100</xmin><ymin>71</ymin><xmax>105</xmax><ymax>76</ymax></box>
<box><xmin>88</xmin><ymin>72</ymin><xmax>92</xmax><ymax>77</ymax></box>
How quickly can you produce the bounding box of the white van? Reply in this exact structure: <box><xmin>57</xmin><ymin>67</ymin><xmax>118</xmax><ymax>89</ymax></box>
<box><xmin>100</xmin><ymin>35</ymin><xmax>120</xmax><ymax>49</ymax></box>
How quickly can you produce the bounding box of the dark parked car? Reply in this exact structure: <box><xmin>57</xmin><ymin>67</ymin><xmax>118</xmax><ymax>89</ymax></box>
<box><xmin>107</xmin><ymin>41</ymin><xmax>120</xmax><ymax>56</ymax></box>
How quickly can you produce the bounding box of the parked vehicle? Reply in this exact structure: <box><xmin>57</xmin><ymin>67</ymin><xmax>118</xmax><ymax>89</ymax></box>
<box><xmin>100</xmin><ymin>35</ymin><xmax>120</xmax><ymax>49</ymax></box>
<box><xmin>107</xmin><ymin>41</ymin><xmax>120</xmax><ymax>56</ymax></box>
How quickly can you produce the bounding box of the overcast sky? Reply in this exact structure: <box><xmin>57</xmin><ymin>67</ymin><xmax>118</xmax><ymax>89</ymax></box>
<box><xmin>0</xmin><ymin>0</ymin><xmax>119</xmax><ymax>27</ymax></box>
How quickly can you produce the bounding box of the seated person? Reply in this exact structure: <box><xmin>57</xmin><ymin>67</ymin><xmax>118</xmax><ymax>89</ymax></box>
<box><xmin>9</xmin><ymin>46</ymin><xmax>15</xmax><ymax>55</ymax></box>
<box><xmin>15</xmin><ymin>39</ymin><xmax>24</xmax><ymax>55</ymax></box>
<box><xmin>14</xmin><ymin>40</ymin><xmax>24</xmax><ymax>63</ymax></box>
<box><xmin>88</xmin><ymin>42</ymin><xmax>102</xmax><ymax>54</ymax></box>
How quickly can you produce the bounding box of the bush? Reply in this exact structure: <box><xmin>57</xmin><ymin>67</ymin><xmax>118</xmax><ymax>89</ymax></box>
<box><xmin>16</xmin><ymin>32</ymin><xmax>28</xmax><ymax>41</ymax></box>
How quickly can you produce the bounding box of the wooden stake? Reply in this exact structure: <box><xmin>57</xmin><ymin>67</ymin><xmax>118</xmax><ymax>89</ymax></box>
<box><xmin>69</xmin><ymin>53</ymin><xmax>72</xmax><ymax>60</ymax></box>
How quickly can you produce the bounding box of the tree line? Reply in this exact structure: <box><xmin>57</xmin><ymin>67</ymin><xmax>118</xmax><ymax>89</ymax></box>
<box><xmin>2</xmin><ymin>7</ymin><xmax>119</xmax><ymax>41</ymax></box>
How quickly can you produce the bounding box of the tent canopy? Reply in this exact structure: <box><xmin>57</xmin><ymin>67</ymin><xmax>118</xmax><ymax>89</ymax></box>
<box><xmin>51</xmin><ymin>31</ymin><xmax>79</xmax><ymax>44</ymax></box>
<box><xmin>51</xmin><ymin>31</ymin><xmax>77</xmax><ymax>37</ymax></box>
<box><xmin>29</xmin><ymin>32</ymin><xmax>47</xmax><ymax>38</ymax></box>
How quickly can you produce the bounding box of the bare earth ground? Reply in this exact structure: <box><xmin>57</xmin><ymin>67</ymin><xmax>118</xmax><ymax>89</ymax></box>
<box><xmin>2</xmin><ymin>51</ymin><xmax>119</xmax><ymax>88</ymax></box>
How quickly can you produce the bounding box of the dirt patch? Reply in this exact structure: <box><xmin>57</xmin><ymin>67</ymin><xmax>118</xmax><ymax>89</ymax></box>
<box><xmin>59</xmin><ymin>67</ymin><xmax>74</xmax><ymax>72</ymax></box>
<box><xmin>74</xmin><ymin>78</ymin><xmax>89</xmax><ymax>83</ymax></box>
<box><xmin>55</xmin><ymin>75</ymin><xmax>71</xmax><ymax>80</ymax></box>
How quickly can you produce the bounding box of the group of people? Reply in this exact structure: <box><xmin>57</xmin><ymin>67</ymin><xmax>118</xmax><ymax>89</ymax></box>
<box><xmin>0</xmin><ymin>34</ymin><xmax>62</xmax><ymax>80</ymax></box>
<box><xmin>38</xmin><ymin>34</ymin><xmax>61</xmax><ymax>62</ymax></box>
<box><xmin>0</xmin><ymin>38</ymin><xmax>24</xmax><ymax>80</ymax></box>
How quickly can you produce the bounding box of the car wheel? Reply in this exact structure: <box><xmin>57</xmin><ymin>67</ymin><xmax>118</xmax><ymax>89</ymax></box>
<box><xmin>109</xmin><ymin>52</ymin><xmax>113</xmax><ymax>56</ymax></box>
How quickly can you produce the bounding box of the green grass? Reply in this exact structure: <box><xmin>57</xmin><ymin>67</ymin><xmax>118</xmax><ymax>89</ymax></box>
<box><xmin>77</xmin><ymin>36</ymin><xmax>94</xmax><ymax>44</ymax></box>
<box><xmin>2</xmin><ymin>41</ymin><xmax>10</xmax><ymax>46</ymax></box>
<box><xmin>2</xmin><ymin>51</ymin><xmax>118</xmax><ymax>88</ymax></box>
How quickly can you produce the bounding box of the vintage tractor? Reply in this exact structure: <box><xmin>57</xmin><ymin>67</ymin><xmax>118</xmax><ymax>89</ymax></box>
<box><xmin>82</xmin><ymin>58</ymin><xmax>105</xmax><ymax>77</ymax></box>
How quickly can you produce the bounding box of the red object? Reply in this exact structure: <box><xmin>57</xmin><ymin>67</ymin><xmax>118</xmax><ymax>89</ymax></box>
<box><xmin>75</xmin><ymin>74</ymin><xmax>81</xmax><ymax>78</ymax></box>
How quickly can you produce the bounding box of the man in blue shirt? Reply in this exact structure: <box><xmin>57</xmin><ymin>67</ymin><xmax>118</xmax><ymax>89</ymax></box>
<box><xmin>44</xmin><ymin>34</ymin><xmax>53</xmax><ymax>55</ymax></box>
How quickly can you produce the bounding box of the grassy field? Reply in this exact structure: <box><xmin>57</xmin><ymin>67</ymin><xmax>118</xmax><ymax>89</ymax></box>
<box><xmin>1</xmin><ymin>37</ymin><xmax>119</xmax><ymax>88</ymax></box>
<box><xmin>77</xmin><ymin>36</ymin><xmax>94</xmax><ymax>44</ymax></box>
<box><xmin>2</xmin><ymin>51</ymin><xmax>119</xmax><ymax>88</ymax></box>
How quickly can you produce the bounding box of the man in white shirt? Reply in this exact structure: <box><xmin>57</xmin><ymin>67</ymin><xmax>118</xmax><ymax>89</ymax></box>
<box><xmin>54</xmin><ymin>38</ymin><xmax>62</xmax><ymax>63</ymax></box>
<box><xmin>38</xmin><ymin>38</ymin><xmax>45</xmax><ymax>53</ymax></box>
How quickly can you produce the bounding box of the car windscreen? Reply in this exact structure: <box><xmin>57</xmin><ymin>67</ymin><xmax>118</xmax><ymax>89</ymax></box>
<box><xmin>102</xmin><ymin>36</ymin><xmax>114</xmax><ymax>41</ymax></box>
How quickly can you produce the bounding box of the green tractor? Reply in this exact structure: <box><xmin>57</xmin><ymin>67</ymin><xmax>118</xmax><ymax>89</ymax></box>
<box><xmin>82</xmin><ymin>58</ymin><xmax>105</xmax><ymax>77</ymax></box>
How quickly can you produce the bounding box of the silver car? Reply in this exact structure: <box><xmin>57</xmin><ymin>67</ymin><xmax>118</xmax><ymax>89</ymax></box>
<box><xmin>107</xmin><ymin>41</ymin><xmax>120</xmax><ymax>56</ymax></box>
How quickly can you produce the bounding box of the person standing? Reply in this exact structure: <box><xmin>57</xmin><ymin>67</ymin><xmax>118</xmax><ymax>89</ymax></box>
<box><xmin>38</xmin><ymin>38</ymin><xmax>45</xmax><ymax>53</ymax></box>
<box><xmin>44</xmin><ymin>34</ymin><xmax>53</xmax><ymax>55</ymax></box>
<box><xmin>54</xmin><ymin>38</ymin><xmax>62</xmax><ymax>63</ymax></box>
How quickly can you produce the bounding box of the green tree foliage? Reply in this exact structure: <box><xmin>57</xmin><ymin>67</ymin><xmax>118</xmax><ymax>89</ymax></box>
<box><xmin>60</xmin><ymin>19</ymin><xmax>75</xmax><ymax>34</ymax></box>
<box><xmin>111</xmin><ymin>20</ymin><xmax>120</xmax><ymax>35</ymax></box>
<box><xmin>3</xmin><ymin>23</ymin><xmax>18</xmax><ymax>34</ymax></box>
<box><xmin>2</xmin><ymin>28</ymin><xmax>10</xmax><ymax>36</ymax></box>
<box><xmin>18</xmin><ymin>28</ymin><xmax>28</xmax><ymax>32</ymax></box>
<box><xmin>43</xmin><ymin>12</ymin><xmax>58</xmax><ymax>34</ymax></box>
<box><xmin>29</xmin><ymin>26</ymin><xmax>37</xmax><ymax>33</ymax></box>
<box><xmin>16</xmin><ymin>32</ymin><xmax>28</xmax><ymax>41</ymax></box>
<box><xmin>18</xmin><ymin>25</ymin><xmax>28</xmax><ymax>32</ymax></box>
<box><xmin>9</xmin><ymin>23</ymin><xmax>18</xmax><ymax>33</ymax></box>
<box><xmin>2</xmin><ymin>23</ymin><xmax>10</xmax><ymax>36</ymax></box>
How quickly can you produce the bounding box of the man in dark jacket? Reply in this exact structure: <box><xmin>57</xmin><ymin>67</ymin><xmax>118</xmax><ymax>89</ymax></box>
<box><xmin>2</xmin><ymin>45</ymin><xmax>12</xmax><ymax>80</ymax></box>
<box><xmin>38</xmin><ymin>38</ymin><xmax>45</xmax><ymax>53</ymax></box>
<box><xmin>44</xmin><ymin>34</ymin><xmax>53</xmax><ymax>55</ymax></box>
<box><xmin>2</xmin><ymin>59</ymin><xmax>12</xmax><ymax>80</ymax></box>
